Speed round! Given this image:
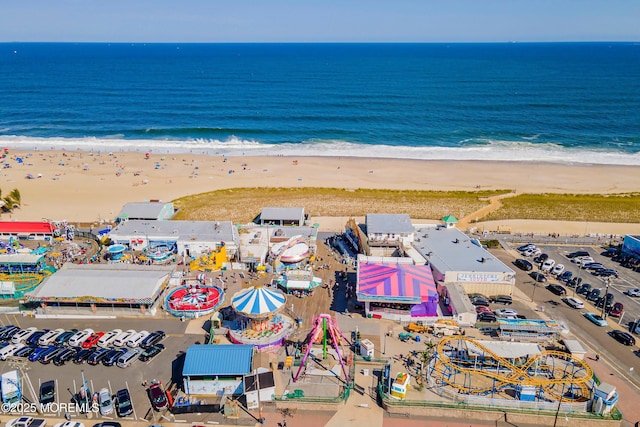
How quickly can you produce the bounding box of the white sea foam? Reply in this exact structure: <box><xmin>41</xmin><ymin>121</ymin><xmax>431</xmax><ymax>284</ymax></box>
<box><xmin>0</xmin><ymin>135</ymin><xmax>638</xmax><ymax>166</ymax></box>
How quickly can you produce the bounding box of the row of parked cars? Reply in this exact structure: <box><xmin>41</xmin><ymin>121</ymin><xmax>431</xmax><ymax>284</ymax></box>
<box><xmin>0</xmin><ymin>325</ymin><xmax>165</xmax><ymax>367</ymax></box>
<box><xmin>468</xmin><ymin>293</ymin><xmax>518</xmax><ymax>322</ymax></box>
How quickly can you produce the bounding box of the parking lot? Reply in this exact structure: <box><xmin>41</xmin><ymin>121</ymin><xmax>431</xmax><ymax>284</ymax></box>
<box><xmin>0</xmin><ymin>315</ymin><xmax>200</xmax><ymax>423</ymax></box>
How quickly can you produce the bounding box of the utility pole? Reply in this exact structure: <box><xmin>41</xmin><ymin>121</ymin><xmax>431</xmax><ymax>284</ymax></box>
<box><xmin>601</xmin><ymin>277</ymin><xmax>612</xmax><ymax>319</ymax></box>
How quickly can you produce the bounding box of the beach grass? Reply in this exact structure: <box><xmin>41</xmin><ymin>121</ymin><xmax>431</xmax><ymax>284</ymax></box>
<box><xmin>483</xmin><ymin>193</ymin><xmax>640</xmax><ymax>223</ymax></box>
<box><xmin>172</xmin><ymin>187</ymin><xmax>507</xmax><ymax>223</ymax></box>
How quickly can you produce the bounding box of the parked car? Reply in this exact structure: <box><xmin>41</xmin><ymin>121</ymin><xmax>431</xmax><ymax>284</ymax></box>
<box><xmin>551</xmin><ymin>264</ymin><xmax>565</xmax><ymax>275</ymax></box>
<box><xmin>567</xmin><ymin>250</ymin><xmax>589</xmax><ymax>259</ymax></box>
<box><xmin>68</xmin><ymin>329</ymin><xmax>94</xmax><ymax>347</ymax></box>
<box><xmin>38</xmin><ymin>328</ymin><xmax>65</xmax><ymax>346</ymax></box>
<box><xmin>584</xmin><ymin>312</ymin><xmax>608</xmax><ymax>327</ymax></box>
<box><xmin>98</xmin><ymin>388</ymin><xmax>114</xmax><ymax>416</ymax></box>
<box><xmin>39</xmin><ymin>380</ymin><xmax>56</xmax><ymax>405</ymax></box>
<box><xmin>587</xmin><ymin>288</ymin><xmax>601</xmax><ymax>302</ymax></box>
<box><xmin>546</xmin><ymin>284</ymin><xmax>567</xmax><ymax>296</ymax></box>
<box><xmin>139</xmin><ymin>344</ymin><xmax>165</xmax><ymax>362</ymax></box>
<box><xmin>115</xmin><ymin>388</ymin><xmax>133</xmax><ymax>417</ymax></box>
<box><xmin>583</xmin><ymin>262</ymin><xmax>605</xmax><ymax>271</ymax></box>
<box><xmin>140</xmin><ymin>331</ymin><xmax>165</xmax><ymax>349</ymax></box>
<box><xmin>98</xmin><ymin>329</ymin><xmax>123</xmax><ymax>348</ymax></box>
<box><xmin>29</xmin><ymin>345</ymin><xmax>57</xmax><ymax>363</ymax></box>
<box><xmin>476</xmin><ymin>312</ymin><xmax>497</xmax><ymax>323</ymax></box>
<box><xmin>491</xmin><ymin>295</ymin><xmax>513</xmax><ymax>305</ymax></box>
<box><xmin>0</xmin><ymin>343</ymin><xmax>26</xmax><ymax>360</ymax></box>
<box><xmin>87</xmin><ymin>348</ymin><xmax>111</xmax><ymax>366</ymax></box>
<box><xmin>495</xmin><ymin>308</ymin><xmax>519</xmax><ymax>317</ymax></box>
<box><xmin>596</xmin><ymin>293</ymin><xmax>614</xmax><ymax>310</ymax></box>
<box><xmin>609</xmin><ymin>302</ymin><xmax>624</xmax><ymax>317</ymax></box>
<box><xmin>13</xmin><ymin>345</ymin><xmax>37</xmax><ymax>358</ymax></box>
<box><xmin>541</xmin><ymin>259</ymin><xmax>556</xmax><ymax>271</ymax></box>
<box><xmin>558</xmin><ymin>271</ymin><xmax>573</xmax><ymax>282</ymax></box>
<box><xmin>40</xmin><ymin>347</ymin><xmax>66</xmax><ymax>364</ymax></box>
<box><xmin>594</xmin><ymin>269</ymin><xmax>619</xmax><ymax>278</ymax></box>
<box><xmin>113</xmin><ymin>330</ymin><xmax>136</xmax><ymax>347</ymax></box>
<box><xmin>625</xmin><ymin>288</ymin><xmax>640</xmax><ymax>297</ymax></box>
<box><xmin>53</xmin><ymin>347</ymin><xmax>78</xmax><ymax>366</ymax></box>
<box><xmin>54</xmin><ymin>329</ymin><xmax>78</xmax><ymax>346</ymax></box>
<box><xmin>73</xmin><ymin>348</ymin><xmax>97</xmax><ymax>365</ymax></box>
<box><xmin>102</xmin><ymin>348</ymin><xmax>127</xmax><ymax>367</ymax></box>
<box><xmin>533</xmin><ymin>253</ymin><xmax>549</xmax><ymax>263</ymax></box>
<box><xmin>476</xmin><ymin>305</ymin><xmax>492</xmax><ymax>314</ymax></box>
<box><xmin>126</xmin><ymin>330</ymin><xmax>150</xmax><ymax>348</ymax></box>
<box><xmin>26</xmin><ymin>330</ymin><xmax>48</xmax><ymax>347</ymax></box>
<box><xmin>82</xmin><ymin>332</ymin><xmax>105</xmax><ymax>349</ymax></box>
<box><xmin>468</xmin><ymin>294</ymin><xmax>490</xmax><ymax>306</ymax></box>
<box><xmin>0</xmin><ymin>325</ymin><xmax>20</xmax><ymax>340</ymax></box>
<box><xmin>518</xmin><ymin>243</ymin><xmax>536</xmax><ymax>252</ymax></box>
<box><xmin>609</xmin><ymin>330</ymin><xmax>636</xmax><ymax>346</ymax></box>
<box><xmin>148</xmin><ymin>382</ymin><xmax>168</xmax><ymax>411</ymax></box>
<box><xmin>514</xmin><ymin>258</ymin><xmax>533</xmax><ymax>271</ymax></box>
<box><xmin>576</xmin><ymin>283</ymin><xmax>592</xmax><ymax>296</ymax></box>
<box><xmin>11</xmin><ymin>327</ymin><xmax>39</xmax><ymax>344</ymax></box>
<box><xmin>529</xmin><ymin>272</ymin><xmax>547</xmax><ymax>282</ymax></box>
<box><xmin>602</xmin><ymin>248</ymin><xmax>619</xmax><ymax>257</ymax></box>
<box><xmin>574</xmin><ymin>257</ymin><xmax>595</xmax><ymax>266</ymax></box>
<box><xmin>563</xmin><ymin>296</ymin><xmax>585</xmax><ymax>309</ymax></box>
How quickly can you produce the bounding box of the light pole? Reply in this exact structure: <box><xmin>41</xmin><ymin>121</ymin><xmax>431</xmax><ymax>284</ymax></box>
<box><xmin>601</xmin><ymin>277</ymin><xmax>612</xmax><ymax>319</ymax></box>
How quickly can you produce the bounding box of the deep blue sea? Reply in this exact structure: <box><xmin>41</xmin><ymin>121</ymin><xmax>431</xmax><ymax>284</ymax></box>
<box><xmin>1</xmin><ymin>42</ymin><xmax>639</xmax><ymax>164</ymax></box>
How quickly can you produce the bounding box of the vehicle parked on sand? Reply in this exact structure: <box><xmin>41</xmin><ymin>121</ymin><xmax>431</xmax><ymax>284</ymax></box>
<box><xmin>584</xmin><ymin>312</ymin><xmax>608</xmax><ymax>327</ymax></box>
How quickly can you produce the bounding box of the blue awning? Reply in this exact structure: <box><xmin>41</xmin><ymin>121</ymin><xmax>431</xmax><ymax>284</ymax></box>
<box><xmin>182</xmin><ymin>344</ymin><xmax>253</xmax><ymax>377</ymax></box>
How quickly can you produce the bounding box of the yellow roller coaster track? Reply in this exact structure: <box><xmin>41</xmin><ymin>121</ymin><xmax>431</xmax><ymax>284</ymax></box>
<box><xmin>430</xmin><ymin>336</ymin><xmax>593</xmax><ymax>401</ymax></box>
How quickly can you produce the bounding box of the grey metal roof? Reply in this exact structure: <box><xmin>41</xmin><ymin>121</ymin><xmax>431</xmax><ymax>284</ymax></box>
<box><xmin>182</xmin><ymin>344</ymin><xmax>253</xmax><ymax>376</ymax></box>
<box><xmin>447</xmin><ymin>283</ymin><xmax>476</xmax><ymax>313</ymax></box>
<box><xmin>117</xmin><ymin>202</ymin><xmax>173</xmax><ymax>220</ymax></box>
<box><xmin>260</xmin><ymin>207</ymin><xmax>305</xmax><ymax>222</ymax></box>
<box><xmin>366</xmin><ymin>214</ymin><xmax>414</xmax><ymax>235</ymax></box>
<box><xmin>27</xmin><ymin>263</ymin><xmax>174</xmax><ymax>302</ymax></box>
<box><xmin>412</xmin><ymin>226</ymin><xmax>515</xmax><ymax>274</ymax></box>
<box><xmin>109</xmin><ymin>220</ymin><xmax>238</xmax><ymax>245</ymax></box>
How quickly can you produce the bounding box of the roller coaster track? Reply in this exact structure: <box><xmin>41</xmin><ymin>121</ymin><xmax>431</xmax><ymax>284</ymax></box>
<box><xmin>430</xmin><ymin>336</ymin><xmax>593</xmax><ymax>401</ymax></box>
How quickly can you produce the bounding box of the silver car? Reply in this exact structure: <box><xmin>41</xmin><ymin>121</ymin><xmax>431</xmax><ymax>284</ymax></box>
<box><xmin>98</xmin><ymin>388</ymin><xmax>113</xmax><ymax>416</ymax></box>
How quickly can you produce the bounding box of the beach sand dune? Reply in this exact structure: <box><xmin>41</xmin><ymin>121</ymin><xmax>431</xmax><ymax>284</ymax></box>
<box><xmin>2</xmin><ymin>150</ymin><xmax>639</xmax><ymax>234</ymax></box>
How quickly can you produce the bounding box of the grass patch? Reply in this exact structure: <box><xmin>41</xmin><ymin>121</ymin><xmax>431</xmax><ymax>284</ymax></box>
<box><xmin>173</xmin><ymin>187</ymin><xmax>508</xmax><ymax>223</ymax></box>
<box><xmin>484</xmin><ymin>193</ymin><xmax>640</xmax><ymax>223</ymax></box>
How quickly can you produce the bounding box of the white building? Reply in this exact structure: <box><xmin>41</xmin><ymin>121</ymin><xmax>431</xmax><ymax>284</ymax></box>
<box><xmin>365</xmin><ymin>214</ymin><xmax>415</xmax><ymax>256</ymax></box>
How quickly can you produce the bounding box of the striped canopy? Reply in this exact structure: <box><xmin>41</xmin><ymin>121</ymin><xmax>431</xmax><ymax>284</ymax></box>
<box><xmin>357</xmin><ymin>262</ymin><xmax>437</xmax><ymax>304</ymax></box>
<box><xmin>232</xmin><ymin>286</ymin><xmax>286</xmax><ymax>318</ymax></box>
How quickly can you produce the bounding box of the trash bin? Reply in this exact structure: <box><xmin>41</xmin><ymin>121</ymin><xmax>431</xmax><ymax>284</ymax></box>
<box><xmin>415</xmin><ymin>335</ymin><xmax>421</xmax><ymax>342</ymax></box>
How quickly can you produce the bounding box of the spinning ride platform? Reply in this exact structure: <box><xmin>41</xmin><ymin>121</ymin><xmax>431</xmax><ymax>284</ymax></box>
<box><xmin>164</xmin><ymin>284</ymin><xmax>224</xmax><ymax>319</ymax></box>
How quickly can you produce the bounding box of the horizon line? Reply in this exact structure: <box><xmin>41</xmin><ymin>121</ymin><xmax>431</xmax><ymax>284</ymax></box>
<box><xmin>2</xmin><ymin>40</ymin><xmax>640</xmax><ymax>45</ymax></box>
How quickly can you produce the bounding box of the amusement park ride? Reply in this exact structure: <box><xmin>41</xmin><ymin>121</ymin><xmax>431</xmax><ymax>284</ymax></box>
<box><xmin>293</xmin><ymin>314</ymin><xmax>352</xmax><ymax>383</ymax></box>
<box><xmin>428</xmin><ymin>336</ymin><xmax>595</xmax><ymax>402</ymax></box>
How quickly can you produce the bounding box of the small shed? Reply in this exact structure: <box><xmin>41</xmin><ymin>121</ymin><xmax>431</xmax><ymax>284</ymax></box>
<box><xmin>562</xmin><ymin>339</ymin><xmax>587</xmax><ymax>360</ymax></box>
<box><xmin>243</xmin><ymin>368</ymin><xmax>276</xmax><ymax>409</ymax></box>
<box><xmin>182</xmin><ymin>344</ymin><xmax>253</xmax><ymax>396</ymax></box>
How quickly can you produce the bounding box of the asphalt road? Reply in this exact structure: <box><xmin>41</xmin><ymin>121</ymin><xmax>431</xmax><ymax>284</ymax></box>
<box><xmin>491</xmin><ymin>244</ymin><xmax>640</xmax><ymax>390</ymax></box>
<box><xmin>0</xmin><ymin>315</ymin><xmax>197</xmax><ymax>423</ymax></box>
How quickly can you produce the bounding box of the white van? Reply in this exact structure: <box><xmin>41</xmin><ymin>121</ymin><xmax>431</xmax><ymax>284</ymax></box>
<box><xmin>11</xmin><ymin>327</ymin><xmax>38</xmax><ymax>344</ymax></box>
<box><xmin>116</xmin><ymin>348</ymin><xmax>141</xmax><ymax>368</ymax></box>
<box><xmin>39</xmin><ymin>328</ymin><xmax>65</xmax><ymax>346</ymax></box>
<box><xmin>98</xmin><ymin>329</ymin><xmax>122</xmax><ymax>348</ymax></box>
<box><xmin>68</xmin><ymin>328</ymin><xmax>94</xmax><ymax>347</ymax></box>
<box><xmin>0</xmin><ymin>343</ymin><xmax>26</xmax><ymax>360</ymax></box>
<box><xmin>126</xmin><ymin>330</ymin><xmax>149</xmax><ymax>348</ymax></box>
<box><xmin>113</xmin><ymin>330</ymin><xmax>136</xmax><ymax>347</ymax></box>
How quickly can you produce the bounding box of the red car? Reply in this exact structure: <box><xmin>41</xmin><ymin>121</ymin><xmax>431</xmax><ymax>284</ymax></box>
<box><xmin>609</xmin><ymin>302</ymin><xmax>624</xmax><ymax>318</ymax></box>
<box><xmin>148</xmin><ymin>381</ymin><xmax>169</xmax><ymax>411</ymax></box>
<box><xmin>476</xmin><ymin>305</ymin><xmax>492</xmax><ymax>314</ymax></box>
<box><xmin>81</xmin><ymin>332</ymin><xmax>105</xmax><ymax>348</ymax></box>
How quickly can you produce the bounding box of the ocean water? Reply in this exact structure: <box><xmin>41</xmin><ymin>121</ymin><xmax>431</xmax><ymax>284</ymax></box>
<box><xmin>1</xmin><ymin>42</ymin><xmax>639</xmax><ymax>165</ymax></box>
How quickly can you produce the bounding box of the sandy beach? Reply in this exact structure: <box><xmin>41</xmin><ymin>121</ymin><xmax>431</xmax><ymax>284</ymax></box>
<box><xmin>1</xmin><ymin>149</ymin><xmax>640</xmax><ymax>235</ymax></box>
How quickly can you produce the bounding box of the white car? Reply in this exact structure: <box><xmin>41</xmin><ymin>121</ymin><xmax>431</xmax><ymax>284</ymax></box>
<box><xmin>38</xmin><ymin>328</ymin><xmax>65</xmax><ymax>346</ymax></box>
<box><xmin>0</xmin><ymin>343</ymin><xmax>26</xmax><ymax>360</ymax></box>
<box><xmin>98</xmin><ymin>329</ymin><xmax>123</xmax><ymax>348</ymax></box>
<box><xmin>54</xmin><ymin>422</ymin><xmax>85</xmax><ymax>427</ymax></box>
<box><xmin>563</xmin><ymin>296</ymin><xmax>584</xmax><ymax>309</ymax></box>
<box><xmin>551</xmin><ymin>264</ymin><xmax>565</xmax><ymax>275</ymax></box>
<box><xmin>626</xmin><ymin>288</ymin><xmax>640</xmax><ymax>297</ymax></box>
<box><xmin>495</xmin><ymin>308</ymin><xmax>519</xmax><ymax>317</ymax></box>
<box><xmin>126</xmin><ymin>330</ymin><xmax>150</xmax><ymax>348</ymax></box>
<box><xmin>113</xmin><ymin>329</ymin><xmax>137</xmax><ymax>347</ymax></box>
<box><xmin>11</xmin><ymin>327</ymin><xmax>38</xmax><ymax>344</ymax></box>
<box><xmin>541</xmin><ymin>259</ymin><xmax>556</xmax><ymax>271</ymax></box>
<box><xmin>67</xmin><ymin>329</ymin><xmax>94</xmax><ymax>347</ymax></box>
<box><xmin>573</xmin><ymin>256</ymin><xmax>594</xmax><ymax>266</ymax></box>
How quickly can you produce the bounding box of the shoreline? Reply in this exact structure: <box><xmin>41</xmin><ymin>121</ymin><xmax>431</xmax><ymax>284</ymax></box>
<box><xmin>1</xmin><ymin>149</ymin><xmax>639</xmax><ymax>234</ymax></box>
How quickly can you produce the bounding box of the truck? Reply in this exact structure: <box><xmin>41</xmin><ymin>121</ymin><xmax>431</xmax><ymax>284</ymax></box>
<box><xmin>6</xmin><ymin>417</ymin><xmax>46</xmax><ymax>427</ymax></box>
<box><xmin>1</xmin><ymin>370</ymin><xmax>22</xmax><ymax>409</ymax></box>
<box><xmin>432</xmin><ymin>319</ymin><xmax>462</xmax><ymax>337</ymax></box>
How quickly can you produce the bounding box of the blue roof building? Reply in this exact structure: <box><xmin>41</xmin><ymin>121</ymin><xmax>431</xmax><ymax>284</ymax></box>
<box><xmin>182</xmin><ymin>344</ymin><xmax>254</xmax><ymax>396</ymax></box>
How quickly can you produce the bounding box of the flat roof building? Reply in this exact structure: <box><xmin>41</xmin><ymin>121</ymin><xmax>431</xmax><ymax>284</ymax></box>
<box><xmin>0</xmin><ymin>221</ymin><xmax>54</xmax><ymax>240</ymax></box>
<box><xmin>412</xmin><ymin>225</ymin><xmax>515</xmax><ymax>296</ymax></box>
<box><xmin>182</xmin><ymin>344</ymin><xmax>254</xmax><ymax>396</ymax></box>
<box><xmin>258</xmin><ymin>207</ymin><xmax>305</xmax><ymax>226</ymax></box>
<box><xmin>108</xmin><ymin>219</ymin><xmax>239</xmax><ymax>259</ymax></box>
<box><xmin>364</xmin><ymin>214</ymin><xmax>415</xmax><ymax>256</ymax></box>
<box><xmin>116</xmin><ymin>201</ymin><xmax>175</xmax><ymax>222</ymax></box>
<box><xmin>27</xmin><ymin>263</ymin><xmax>174</xmax><ymax>315</ymax></box>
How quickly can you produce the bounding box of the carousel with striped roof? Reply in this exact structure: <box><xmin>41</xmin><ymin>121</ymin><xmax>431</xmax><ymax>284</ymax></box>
<box><xmin>226</xmin><ymin>285</ymin><xmax>295</xmax><ymax>350</ymax></box>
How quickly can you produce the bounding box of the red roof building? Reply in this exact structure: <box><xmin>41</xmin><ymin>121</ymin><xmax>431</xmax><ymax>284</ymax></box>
<box><xmin>0</xmin><ymin>221</ymin><xmax>54</xmax><ymax>236</ymax></box>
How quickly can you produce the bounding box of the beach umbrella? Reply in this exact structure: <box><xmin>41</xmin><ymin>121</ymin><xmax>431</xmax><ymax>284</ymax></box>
<box><xmin>232</xmin><ymin>285</ymin><xmax>285</xmax><ymax>319</ymax></box>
